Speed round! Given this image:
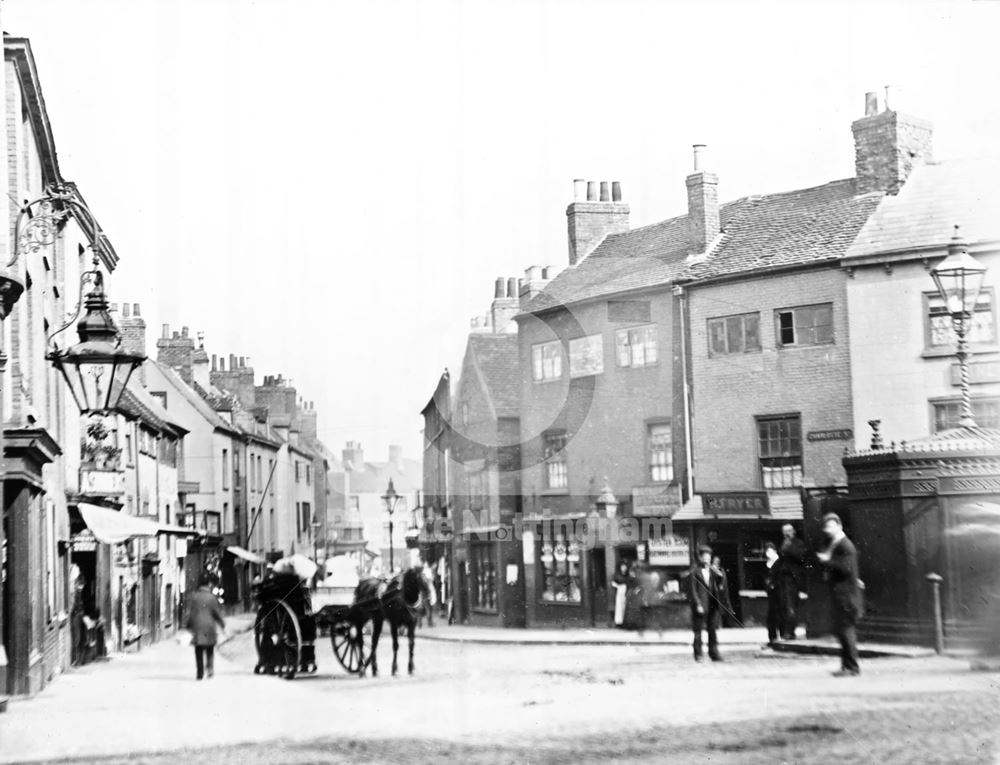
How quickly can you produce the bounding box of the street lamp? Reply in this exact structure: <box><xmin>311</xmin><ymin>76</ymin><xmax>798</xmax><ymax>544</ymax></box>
<box><xmin>931</xmin><ymin>226</ymin><xmax>988</xmax><ymax>428</ymax></box>
<box><xmin>594</xmin><ymin>478</ymin><xmax>619</xmax><ymax>627</ymax></box>
<box><xmin>381</xmin><ymin>478</ymin><xmax>401</xmax><ymax>574</ymax></box>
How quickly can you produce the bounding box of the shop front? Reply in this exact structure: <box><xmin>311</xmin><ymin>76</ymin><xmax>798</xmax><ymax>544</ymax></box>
<box><xmin>673</xmin><ymin>490</ymin><xmax>806</xmax><ymax>628</ymax></box>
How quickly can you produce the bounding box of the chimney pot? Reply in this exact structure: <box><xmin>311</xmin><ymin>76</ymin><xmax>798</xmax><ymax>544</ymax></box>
<box><xmin>240</xmin><ymin>356</ymin><xmax>245</xmax><ymax>368</ymax></box>
<box><xmin>230</xmin><ymin>354</ymin><xmax>237</xmax><ymax>370</ymax></box>
<box><xmin>864</xmin><ymin>91</ymin><xmax>878</xmax><ymax>117</ymax></box>
<box><xmin>573</xmin><ymin>179</ymin><xmax>586</xmax><ymax>201</ymax></box>
<box><xmin>506</xmin><ymin>277</ymin><xmax>517</xmax><ymax>298</ymax></box>
<box><xmin>692</xmin><ymin>144</ymin><xmax>706</xmax><ymax>172</ymax></box>
<box><xmin>219</xmin><ymin>358</ymin><xmax>225</xmax><ymax>371</ymax></box>
<box><xmin>599</xmin><ymin>181</ymin><xmax>610</xmax><ymax>202</ymax></box>
<box><xmin>182</xmin><ymin>326</ymin><xmax>189</xmax><ymax>338</ymax></box>
<box><xmin>173</xmin><ymin>332</ymin><xmax>179</xmax><ymax>339</ymax></box>
<box><xmin>586</xmin><ymin>181</ymin><xmax>597</xmax><ymax>201</ymax></box>
<box><xmin>494</xmin><ymin>277</ymin><xmax>505</xmax><ymax>298</ymax></box>
<box><xmin>133</xmin><ymin>303</ymin><xmax>141</xmax><ymax>317</ymax></box>
<box><xmin>541</xmin><ymin>266</ymin><xmax>551</xmax><ymax>279</ymax></box>
<box><xmin>121</xmin><ymin>303</ymin><xmax>130</xmax><ymax>318</ymax></box>
<box><xmin>197</xmin><ymin>331</ymin><xmax>205</xmax><ymax>348</ymax></box>
<box><xmin>162</xmin><ymin>324</ymin><xmax>169</xmax><ymax>339</ymax></box>
<box><xmin>612</xmin><ymin>181</ymin><xmax>622</xmax><ymax>202</ymax></box>
<box><xmin>884</xmin><ymin>84</ymin><xmax>892</xmax><ymax>111</ymax></box>
<box><xmin>212</xmin><ymin>354</ymin><xmax>217</xmax><ymax>372</ymax></box>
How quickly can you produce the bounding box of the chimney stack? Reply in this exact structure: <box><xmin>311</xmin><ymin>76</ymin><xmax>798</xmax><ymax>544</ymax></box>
<box><xmin>852</xmin><ymin>90</ymin><xmax>932</xmax><ymax>195</ymax></box>
<box><xmin>686</xmin><ymin>145</ymin><xmax>720</xmax><ymax>256</ymax></box>
<box><xmin>566</xmin><ymin>178</ymin><xmax>630</xmax><ymax>265</ymax></box>
<box><xmin>489</xmin><ymin>276</ymin><xmax>520</xmax><ymax>333</ymax></box>
<box><xmin>118</xmin><ymin>300</ymin><xmax>148</xmax><ymax>383</ymax></box>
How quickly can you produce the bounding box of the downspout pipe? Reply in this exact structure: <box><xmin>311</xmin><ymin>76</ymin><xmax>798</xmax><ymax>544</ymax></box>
<box><xmin>673</xmin><ymin>284</ymin><xmax>695</xmax><ymax>499</ymax></box>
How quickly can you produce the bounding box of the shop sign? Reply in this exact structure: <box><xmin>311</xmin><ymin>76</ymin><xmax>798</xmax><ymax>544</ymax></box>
<box><xmin>72</xmin><ymin>529</ymin><xmax>97</xmax><ymax>552</ymax></box>
<box><xmin>647</xmin><ymin>535</ymin><xmax>690</xmax><ymax>566</ymax></box>
<box><xmin>632</xmin><ymin>484</ymin><xmax>682</xmax><ymax>517</ymax></box>
<box><xmin>522</xmin><ymin>529</ymin><xmax>535</xmax><ymax>565</ymax></box>
<box><xmin>701</xmin><ymin>492</ymin><xmax>770</xmax><ymax>516</ymax></box>
<box><xmin>806</xmin><ymin>429</ymin><xmax>853</xmax><ymax>442</ymax></box>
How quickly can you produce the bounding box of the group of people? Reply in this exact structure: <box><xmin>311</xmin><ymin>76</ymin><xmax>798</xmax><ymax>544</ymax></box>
<box><xmin>689</xmin><ymin>514</ymin><xmax>863</xmax><ymax>676</ymax></box>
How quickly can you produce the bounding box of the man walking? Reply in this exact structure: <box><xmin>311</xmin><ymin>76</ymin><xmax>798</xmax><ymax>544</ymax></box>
<box><xmin>816</xmin><ymin>513</ymin><xmax>862</xmax><ymax>677</ymax></box>
<box><xmin>777</xmin><ymin>523</ymin><xmax>807</xmax><ymax>639</ymax></box>
<box><xmin>185</xmin><ymin>574</ymin><xmax>226</xmax><ymax>680</ymax></box>
<box><xmin>689</xmin><ymin>545</ymin><xmax>731</xmax><ymax>662</ymax></box>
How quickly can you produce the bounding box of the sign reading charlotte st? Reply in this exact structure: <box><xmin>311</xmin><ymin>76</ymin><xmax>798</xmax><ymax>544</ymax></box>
<box><xmin>701</xmin><ymin>492</ymin><xmax>770</xmax><ymax>516</ymax></box>
<box><xmin>806</xmin><ymin>429</ymin><xmax>853</xmax><ymax>442</ymax></box>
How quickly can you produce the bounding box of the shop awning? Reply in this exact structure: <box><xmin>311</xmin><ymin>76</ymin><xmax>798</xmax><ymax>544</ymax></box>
<box><xmin>77</xmin><ymin>503</ymin><xmax>200</xmax><ymax>545</ymax></box>
<box><xmin>78</xmin><ymin>503</ymin><xmax>161</xmax><ymax>545</ymax></box>
<box><xmin>226</xmin><ymin>545</ymin><xmax>266</xmax><ymax>564</ymax></box>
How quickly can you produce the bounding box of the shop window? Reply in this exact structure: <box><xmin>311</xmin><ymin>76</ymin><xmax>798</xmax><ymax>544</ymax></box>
<box><xmin>757</xmin><ymin>414</ymin><xmax>803</xmax><ymax>489</ymax></box>
<box><xmin>647</xmin><ymin>423</ymin><xmax>673</xmax><ymax>483</ymax></box>
<box><xmin>927</xmin><ymin>289</ymin><xmax>995</xmax><ymax>348</ymax></box>
<box><xmin>539</xmin><ymin>534</ymin><xmax>581</xmax><ymax>603</ymax></box>
<box><xmin>532</xmin><ymin>340</ymin><xmax>563</xmax><ymax>382</ymax></box>
<box><xmin>543</xmin><ymin>432</ymin><xmax>568</xmax><ymax>489</ymax></box>
<box><xmin>470</xmin><ymin>544</ymin><xmax>498</xmax><ymax>612</ymax></box>
<box><xmin>775</xmin><ymin>304</ymin><xmax>833</xmax><ymax>347</ymax></box>
<box><xmin>933</xmin><ymin>398</ymin><xmax>1000</xmax><ymax>432</ymax></box>
<box><xmin>616</xmin><ymin>325</ymin><xmax>658</xmax><ymax>368</ymax></box>
<box><xmin>708</xmin><ymin>313</ymin><xmax>760</xmax><ymax>356</ymax></box>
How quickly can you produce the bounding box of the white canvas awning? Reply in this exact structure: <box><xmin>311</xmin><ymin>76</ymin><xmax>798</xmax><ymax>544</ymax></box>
<box><xmin>77</xmin><ymin>503</ymin><xmax>200</xmax><ymax>545</ymax></box>
<box><xmin>227</xmin><ymin>545</ymin><xmax>266</xmax><ymax>564</ymax></box>
<box><xmin>77</xmin><ymin>503</ymin><xmax>160</xmax><ymax>545</ymax></box>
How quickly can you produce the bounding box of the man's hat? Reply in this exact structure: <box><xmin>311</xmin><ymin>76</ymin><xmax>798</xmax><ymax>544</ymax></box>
<box><xmin>697</xmin><ymin>544</ymin><xmax>713</xmax><ymax>556</ymax></box>
<box><xmin>821</xmin><ymin>512</ymin><xmax>843</xmax><ymax>526</ymax></box>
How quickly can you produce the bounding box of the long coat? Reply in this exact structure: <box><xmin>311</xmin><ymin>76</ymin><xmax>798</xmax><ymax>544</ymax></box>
<box><xmin>185</xmin><ymin>586</ymin><xmax>226</xmax><ymax>646</ymax></box>
<box><xmin>820</xmin><ymin>536</ymin><xmax>863</xmax><ymax>621</ymax></box>
<box><xmin>688</xmin><ymin>564</ymin><xmax>732</xmax><ymax>621</ymax></box>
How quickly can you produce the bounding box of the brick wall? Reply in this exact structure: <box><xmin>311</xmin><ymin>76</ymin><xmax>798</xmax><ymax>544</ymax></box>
<box><xmin>566</xmin><ymin>201</ymin><xmax>629</xmax><ymax>265</ymax></box>
<box><xmin>688</xmin><ymin>268</ymin><xmax>853</xmax><ymax>491</ymax></box>
<box><xmin>517</xmin><ymin>290</ymin><xmax>678</xmax><ymax>516</ymax></box>
<box><xmin>852</xmin><ymin>110</ymin><xmax>933</xmax><ymax>195</ymax></box>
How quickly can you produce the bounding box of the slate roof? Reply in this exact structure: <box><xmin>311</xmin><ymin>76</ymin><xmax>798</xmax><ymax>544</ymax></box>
<box><xmin>845</xmin><ymin>158</ymin><xmax>1000</xmax><ymax>260</ymax></box>
<box><xmin>683</xmin><ymin>179</ymin><xmax>883</xmax><ymax>281</ymax></box>
<box><xmin>523</xmin><ymin>177</ymin><xmax>885</xmax><ymax>313</ymax></box>
<box><xmin>465</xmin><ymin>334</ymin><xmax>520</xmax><ymax>418</ymax></box>
<box><xmin>119</xmin><ymin>383</ymin><xmax>187</xmax><ymax>435</ymax></box>
<box><xmin>150</xmin><ymin>361</ymin><xmax>242</xmax><ymax>437</ymax></box>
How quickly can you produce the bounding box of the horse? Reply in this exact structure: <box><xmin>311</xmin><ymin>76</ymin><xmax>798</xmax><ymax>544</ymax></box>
<box><xmin>350</xmin><ymin>565</ymin><xmax>430</xmax><ymax>676</ymax></box>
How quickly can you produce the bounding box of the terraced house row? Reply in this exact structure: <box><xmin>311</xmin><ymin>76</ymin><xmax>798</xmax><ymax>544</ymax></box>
<box><xmin>0</xmin><ymin>36</ymin><xmax>334</xmax><ymax>700</ymax></box>
<box><xmin>419</xmin><ymin>92</ymin><xmax>1000</xmax><ymax>636</ymax></box>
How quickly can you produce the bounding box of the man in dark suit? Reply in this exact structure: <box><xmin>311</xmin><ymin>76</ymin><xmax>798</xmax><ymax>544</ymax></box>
<box><xmin>777</xmin><ymin>523</ymin><xmax>808</xmax><ymax>639</ymax></box>
<box><xmin>689</xmin><ymin>545</ymin><xmax>732</xmax><ymax>662</ymax></box>
<box><xmin>816</xmin><ymin>513</ymin><xmax>862</xmax><ymax>677</ymax></box>
<box><xmin>185</xmin><ymin>574</ymin><xmax>226</xmax><ymax>680</ymax></box>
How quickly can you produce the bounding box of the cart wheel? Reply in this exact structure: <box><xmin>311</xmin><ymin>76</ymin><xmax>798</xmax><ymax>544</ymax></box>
<box><xmin>255</xmin><ymin>600</ymin><xmax>302</xmax><ymax>680</ymax></box>
<box><xmin>331</xmin><ymin>617</ymin><xmax>373</xmax><ymax>674</ymax></box>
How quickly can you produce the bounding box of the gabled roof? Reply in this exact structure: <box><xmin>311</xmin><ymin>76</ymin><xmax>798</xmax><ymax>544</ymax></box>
<box><xmin>461</xmin><ymin>334</ymin><xmax>520</xmax><ymax>419</ymax></box>
<box><xmin>845</xmin><ymin>158</ymin><xmax>1000</xmax><ymax>261</ymax></box>
<box><xmin>149</xmin><ymin>361</ymin><xmax>242</xmax><ymax>437</ymax></box>
<box><xmin>119</xmin><ymin>383</ymin><xmax>187</xmax><ymax>436</ymax></box>
<box><xmin>523</xmin><ymin>177</ymin><xmax>885</xmax><ymax>312</ymax></box>
<box><xmin>522</xmin><ymin>203</ymin><xmax>743</xmax><ymax>313</ymax></box>
<box><xmin>681</xmin><ymin>179</ymin><xmax>883</xmax><ymax>282</ymax></box>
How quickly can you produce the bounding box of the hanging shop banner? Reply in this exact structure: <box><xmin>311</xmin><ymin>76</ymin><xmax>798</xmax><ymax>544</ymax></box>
<box><xmin>647</xmin><ymin>535</ymin><xmax>690</xmax><ymax>567</ymax></box>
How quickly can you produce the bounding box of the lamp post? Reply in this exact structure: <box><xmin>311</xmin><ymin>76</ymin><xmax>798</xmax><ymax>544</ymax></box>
<box><xmin>594</xmin><ymin>478</ymin><xmax>618</xmax><ymax>627</ymax></box>
<box><xmin>0</xmin><ymin>187</ymin><xmax>144</xmax><ymax>692</ymax></box>
<box><xmin>930</xmin><ymin>226</ymin><xmax>988</xmax><ymax>428</ymax></box>
<box><xmin>381</xmin><ymin>478</ymin><xmax>401</xmax><ymax>575</ymax></box>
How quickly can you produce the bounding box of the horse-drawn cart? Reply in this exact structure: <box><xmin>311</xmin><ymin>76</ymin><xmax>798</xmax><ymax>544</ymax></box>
<box><xmin>252</xmin><ymin>559</ymin><xmax>373</xmax><ymax>679</ymax></box>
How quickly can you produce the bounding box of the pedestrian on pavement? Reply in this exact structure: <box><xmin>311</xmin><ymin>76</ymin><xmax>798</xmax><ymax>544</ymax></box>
<box><xmin>777</xmin><ymin>523</ymin><xmax>807</xmax><ymax>639</ymax></box>
<box><xmin>763</xmin><ymin>542</ymin><xmax>781</xmax><ymax>644</ymax></box>
<box><xmin>816</xmin><ymin>513</ymin><xmax>862</xmax><ymax>677</ymax></box>
<box><xmin>689</xmin><ymin>545</ymin><xmax>731</xmax><ymax>662</ymax></box>
<box><xmin>185</xmin><ymin>574</ymin><xmax>226</xmax><ymax>680</ymax></box>
<box><xmin>611</xmin><ymin>561</ymin><xmax>631</xmax><ymax>628</ymax></box>
<box><xmin>421</xmin><ymin>562</ymin><xmax>437</xmax><ymax>627</ymax></box>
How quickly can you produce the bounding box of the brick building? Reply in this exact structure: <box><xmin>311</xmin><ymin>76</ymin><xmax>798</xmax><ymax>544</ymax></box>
<box><xmin>449</xmin><ymin>281</ymin><xmax>524</xmax><ymax>627</ymax></box>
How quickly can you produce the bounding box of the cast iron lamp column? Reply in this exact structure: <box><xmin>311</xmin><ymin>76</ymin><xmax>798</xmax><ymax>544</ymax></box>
<box><xmin>381</xmin><ymin>478</ymin><xmax>401</xmax><ymax>574</ymax></box>
<box><xmin>930</xmin><ymin>226</ymin><xmax>988</xmax><ymax>428</ymax></box>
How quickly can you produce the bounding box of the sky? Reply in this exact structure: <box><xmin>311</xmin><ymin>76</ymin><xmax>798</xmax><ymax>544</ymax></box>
<box><xmin>2</xmin><ymin>0</ymin><xmax>998</xmax><ymax>462</ymax></box>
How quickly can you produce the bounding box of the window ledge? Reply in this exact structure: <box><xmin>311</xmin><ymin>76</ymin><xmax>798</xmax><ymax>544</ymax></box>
<box><xmin>537</xmin><ymin>599</ymin><xmax>582</xmax><ymax>607</ymax></box>
<box><xmin>776</xmin><ymin>342</ymin><xmax>836</xmax><ymax>351</ymax></box>
<box><xmin>532</xmin><ymin>377</ymin><xmax>564</xmax><ymax>385</ymax></box>
<box><xmin>540</xmin><ymin>488</ymin><xmax>569</xmax><ymax>496</ymax></box>
<box><xmin>922</xmin><ymin>345</ymin><xmax>1000</xmax><ymax>359</ymax></box>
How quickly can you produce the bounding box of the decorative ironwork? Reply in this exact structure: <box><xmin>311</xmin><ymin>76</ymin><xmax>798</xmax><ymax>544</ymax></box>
<box><xmin>15</xmin><ymin>198</ymin><xmax>67</xmax><ymax>259</ymax></box>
